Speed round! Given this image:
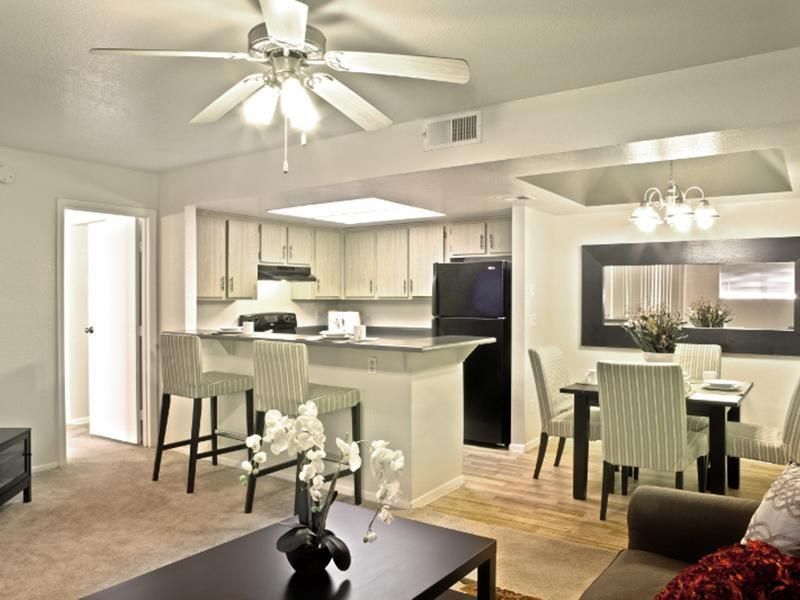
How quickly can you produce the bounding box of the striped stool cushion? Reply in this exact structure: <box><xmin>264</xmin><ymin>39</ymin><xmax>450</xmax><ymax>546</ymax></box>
<box><xmin>687</xmin><ymin>415</ymin><xmax>710</xmax><ymax>432</ymax></box>
<box><xmin>307</xmin><ymin>383</ymin><xmax>360</xmax><ymax>416</ymax></box>
<box><xmin>549</xmin><ymin>407</ymin><xmax>602</xmax><ymax>440</ymax></box>
<box><xmin>195</xmin><ymin>372</ymin><xmax>254</xmax><ymax>398</ymax></box>
<box><xmin>727</xmin><ymin>422</ymin><xmax>788</xmax><ymax>465</ymax></box>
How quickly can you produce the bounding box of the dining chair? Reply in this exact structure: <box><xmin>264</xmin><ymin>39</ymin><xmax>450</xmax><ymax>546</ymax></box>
<box><xmin>726</xmin><ymin>376</ymin><xmax>800</xmax><ymax>466</ymax></box>
<box><xmin>597</xmin><ymin>362</ymin><xmax>709</xmax><ymax>520</ymax></box>
<box><xmin>529</xmin><ymin>347</ymin><xmax>601</xmax><ymax>479</ymax></box>
<box><xmin>675</xmin><ymin>343</ymin><xmax>722</xmax><ymax>432</ymax></box>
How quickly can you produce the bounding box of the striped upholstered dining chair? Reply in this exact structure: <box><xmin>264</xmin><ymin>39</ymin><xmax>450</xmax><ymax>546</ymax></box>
<box><xmin>529</xmin><ymin>347</ymin><xmax>601</xmax><ymax>479</ymax></box>
<box><xmin>244</xmin><ymin>340</ymin><xmax>362</xmax><ymax>513</ymax></box>
<box><xmin>675</xmin><ymin>343</ymin><xmax>722</xmax><ymax>432</ymax></box>
<box><xmin>726</xmin><ymin>376</ymin><xmax>800</xmax><ymax>467</ymax></box>
<box><xmin>597</xmin><ymin>362</ymin><xmax>709</xmax><ymax>520</ymax></box>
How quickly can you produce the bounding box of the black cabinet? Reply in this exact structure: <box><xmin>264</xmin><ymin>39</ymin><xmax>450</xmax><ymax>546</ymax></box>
<box><xmin>0</xmin><ymin>428</ymin><xmax>31</xmax><ymax>506</ymax></box>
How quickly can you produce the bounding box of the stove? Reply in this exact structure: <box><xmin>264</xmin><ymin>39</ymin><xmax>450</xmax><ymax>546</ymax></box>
<box><xmin>238</xmin><ymin>312</ymin><xmax>297</xmax><ymax>334</ymax></box>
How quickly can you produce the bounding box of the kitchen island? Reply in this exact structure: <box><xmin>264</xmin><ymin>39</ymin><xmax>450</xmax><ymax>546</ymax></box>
<box><xmin>166</xmin><ymin>330</ymin><xmax>495</xmax><ymax>508</ymax></box>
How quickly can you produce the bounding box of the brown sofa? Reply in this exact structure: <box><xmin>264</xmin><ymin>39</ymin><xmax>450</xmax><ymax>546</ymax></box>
<box><xmin>581</xmin><ymin>486</ymin><xmax>759</xmax><ymax>599</ymax></box>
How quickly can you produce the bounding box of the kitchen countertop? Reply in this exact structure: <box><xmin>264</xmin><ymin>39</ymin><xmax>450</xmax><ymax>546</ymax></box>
<box><xmin>167</xmin><ymin>330</ymin><xmax>496</xmax><ymax>353</ymax></box>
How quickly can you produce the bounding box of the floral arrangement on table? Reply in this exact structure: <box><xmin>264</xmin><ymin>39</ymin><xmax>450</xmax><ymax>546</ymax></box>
<box><xmin>240</xmin><ymin>401</ymin><xmax>404</xmax><ymax>575</ymax></box>
<box><xmin>687</xmin><ymin>298</ymin><xmax>734</xmax><ymax>328</ymax></box>
<box><xmin>622</xmin><ymin>306</ymin><xmax>687</xmax><ymax>354</ymax></box>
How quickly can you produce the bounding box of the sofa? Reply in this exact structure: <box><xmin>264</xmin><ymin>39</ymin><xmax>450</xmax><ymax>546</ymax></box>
<box><xmin>581</xmin><ymin>485</ymin><xmax>759</xmax><ymax>599</ymax></box>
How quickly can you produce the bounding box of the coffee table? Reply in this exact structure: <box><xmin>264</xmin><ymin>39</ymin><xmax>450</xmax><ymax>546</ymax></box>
<box><xmin>83</xmin><ymin>503</ymin><xmax>497</xmax><ymax>599</ymax></box>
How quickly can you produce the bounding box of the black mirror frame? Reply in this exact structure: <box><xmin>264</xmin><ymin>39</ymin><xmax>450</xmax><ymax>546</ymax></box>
<box><xmin>581</xmin><ymin>237</ymin><xmax>800</xmax><ymax>356</ymax></box>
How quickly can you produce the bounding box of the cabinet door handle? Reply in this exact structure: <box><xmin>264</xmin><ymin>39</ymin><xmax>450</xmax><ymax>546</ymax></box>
<box><xmin>410</xmin><ymin>279</ymin><xmax>414</xmax><ymax>294</ymax></box>
<box><xmin>229</xmin><ymin>277</ymin><xmax>234</xmax><ymax>293</ymax></box>
<box><xmin>282</xmin><ymin>245</ymin><xmax>287</xmax><ymax>259</ymax></box>
<box><xmin>289</xmin><ymin>246</ymin><xmax>293</xmax><ymax>260</ymax></box>
<box><xmin>480</xmin><ymin>234</ymin><xmax>485</xmax><ymax>250</ymax></box>
<box><xmin>403</xmin><ymin>280</ymin><xmax>407</xmax><ymax>294</ymax></box>
<box><xmin>369</xmin><ymin>280</ymin><xmax>373</xmax><ymax>294</ymax></box>
<box><xmin>489</xmin><ymin>233</ymin><xmax>495</xmax><ymax>250</ymax></box>
<box><xmin>317</xmin><ymin>279</ymin><xmax>320</xmax><ymax>292</ymax></box>
<box><xmin>220</xmin><ymin>276</ymin><xmax>225</xmax><ymax>291</ymax></box>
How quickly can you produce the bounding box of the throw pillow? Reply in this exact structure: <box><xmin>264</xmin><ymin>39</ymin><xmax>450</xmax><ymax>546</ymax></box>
<box><xmin>656</xmin><ymin>540</ymin><xmax>800</xmax><ymax>599</ymax></box>
<box><xmin>742</xmin><ymin>461</ymin><xmax>800</xmax><ymax>556</ymax></box>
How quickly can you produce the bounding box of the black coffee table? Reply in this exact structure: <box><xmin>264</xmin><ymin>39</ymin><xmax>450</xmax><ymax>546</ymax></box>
<box><xmin>83</xmin><ymin>503</ymin><xmax>497</xmax><ymax>599</ymax></box>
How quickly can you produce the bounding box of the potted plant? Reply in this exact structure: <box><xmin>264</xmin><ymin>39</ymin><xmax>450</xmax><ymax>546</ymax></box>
<box><xmin>687</xmin><ymin>298</ymin><xmax>734</xmax><ymax>328</ymax></box>
<box><xmin>622</xmin><ymin>306</ymin><xmax>687</xmax><ymax>362</ymax></box>
<box><xmin>240</xmin><ymin>401</ymin><xmax>404</xmax><ymax>575</ymax></box>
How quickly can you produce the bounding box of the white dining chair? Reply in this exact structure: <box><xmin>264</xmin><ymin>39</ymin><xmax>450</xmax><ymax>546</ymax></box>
<box><xmin>726</xmin><ymin>376</ymin><xmax>800</xmax><ymax>466</ymax></box>
<box><xmin>597</xmin><ymin>362</ymin><xmax>709</xmax><ymax>520</ymax></box>
<box><xmin>529</xmin><ymin>347</ymin><xmax>601</xmax><ymax>479</ymax></box>
<box><xmin>675</xmin><ymin>343</ymin><xmax>722</xmax><ymax>432</ymax></box>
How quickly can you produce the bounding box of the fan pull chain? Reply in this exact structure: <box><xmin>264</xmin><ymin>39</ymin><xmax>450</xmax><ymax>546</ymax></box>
<box><xmin>282</xmin><ymin>116</ymin><xmax>289</xmax><ymax>174</ymax></box>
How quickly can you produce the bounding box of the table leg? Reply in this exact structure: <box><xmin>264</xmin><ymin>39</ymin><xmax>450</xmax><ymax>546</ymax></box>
<box><xmin>573</xmin><ymin>393</ymin><xmax>590</xmax><ymax>501</ymax></box>
<box><xmin>707</xmin><ymin>407</ymin><xmax>727</xmax><ymax>495</ymax></box>
<box><xmin>477</xmin><ymin>553</ymin><xmax>496</xmax><ymax>600</ymax></box>
<box><xmin>727</xmin><ymin>406</ymin><xmax>740</xmax><ymax>490</ymax></box>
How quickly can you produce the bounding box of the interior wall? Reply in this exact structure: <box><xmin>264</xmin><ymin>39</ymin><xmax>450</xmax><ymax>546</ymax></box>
<box><xmin>543</xmin><ymin>196</ymin><xmax>800</xmax><ymax>431</ymax></box>
<box><xmin>0</xmin><ymin>146</ymin><xmax>158</xmax><ymax>469</ymax></box>
<box><xmin>65</xmin><ymin>224</ymin><xmax>89</xmax><ymax>424</ymax></box>
<box><xmin>325</xmin><ymin>299</ymin><xmax>433</xmax><ymax>329</ymax></box>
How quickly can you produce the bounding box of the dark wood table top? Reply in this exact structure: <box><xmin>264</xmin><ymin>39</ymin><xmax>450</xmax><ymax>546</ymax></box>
<box><xmin>0</xmin><ymin>428</ymin><xmax>30</xmax><ymax>447</ymax></box>
<box><xmin>561</xmin><ymin>381</ymin><xmax>753</xmax><ymax>409</ymax></box>
<box><xmin>83</xmin><ymin>503</ymin><xmax>496</xmax><ymax>600</ymax></box>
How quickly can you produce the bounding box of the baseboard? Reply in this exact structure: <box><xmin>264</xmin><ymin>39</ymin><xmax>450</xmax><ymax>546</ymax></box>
<box><xmin>508</xmin><ymin>438</ymin><xmax>539</xmax><ymax>454</ymax></box>
<box><xmin>68</xmin><ymin>417</ymin><xmax>90</xmax><ymax>426</ymax></box>
<box><xmin>408</xmin><ymin>476</ymin><xmax>464</xmax><ymax>509</ymax></box>
<box><xmin>32</xmin><ymin>462</ymin><xmax>59</xmax><ymax>474</ymax></box>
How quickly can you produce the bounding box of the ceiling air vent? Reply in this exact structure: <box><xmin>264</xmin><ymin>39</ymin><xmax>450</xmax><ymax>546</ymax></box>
<box><xmin>423</xmin><ymin>111</ymin><xmax>482</xmax><ymax>150</ymax></box>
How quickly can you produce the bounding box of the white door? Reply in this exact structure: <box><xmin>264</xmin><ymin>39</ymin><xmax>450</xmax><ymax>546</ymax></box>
<box><xmin>87</xmin><ymin>216</ymin><xmax>139</xmax><ymax>443</ymax></box>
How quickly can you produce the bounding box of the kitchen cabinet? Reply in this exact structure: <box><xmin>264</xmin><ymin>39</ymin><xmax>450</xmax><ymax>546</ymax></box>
<box><xmin>448</xmin><ymin>222</ymin><xmax>487</xmax><ymax>256</ymax></box>
<box><xmin>226</xmin><ymin>219</ymin><xmax>260</xmax><ymax>299</ymax></box>
<box><xmin>259</xmin><ymin>222</ymin><xmax>287</xmax><ymax>263</ymax></box>
<box><xmin>486</xmin><ymin>219</ymin><xmax>512</xmax><ymax>254</ymax></box>
<box><xmin>344</xmin><ymin>231</ymin><xmax>376</xmax><ymax>298</ymax></box>
<box><xmin>287</xmin><ymin>226</ymin><xmax>313</xmax><ymax>265</ymax></box>
<box><xmin>314</xmin><ymin>229</ymin><xmax>342</xmax><ymax>298</ymax></box>
<box><xmin>196</xmin><ymin>213</ymin><xmax>228</xmax><ymax>299</ymax></box>
<box><xmin>408</xmin><ymin>224</ymin><xmax>443</xmax><ymax>297</ymax></box>
<box><xmin>376</xmin><ymin>228</ymin><xmax>409</xmax><ymax>298</ymax></box>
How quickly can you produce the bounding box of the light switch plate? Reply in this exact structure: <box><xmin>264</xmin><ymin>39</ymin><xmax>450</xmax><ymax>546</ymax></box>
<box><xmin>368</xmin><ymin>357</ymin><xmax>377</xmax><ymax>373</ymax></box>
<box><xmin>0</xmin><ymin>165</ymin><xmax>15</xmax><ymax>184</ymax></box>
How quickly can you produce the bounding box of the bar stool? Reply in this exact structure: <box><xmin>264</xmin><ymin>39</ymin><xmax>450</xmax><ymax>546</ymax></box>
<box><xmin>154</xmin><ymin>333</ymin><xmax>254</xmax><ymax>493</ymax></box>
<box><xmin>244</xmin><ymin>340</ymin><xmax>362</xmax><ymax>514</ymax></box>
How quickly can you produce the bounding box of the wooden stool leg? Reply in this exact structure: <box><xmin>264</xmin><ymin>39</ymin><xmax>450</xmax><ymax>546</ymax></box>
<box><xmin>633</xmin><ymin>467</ymin><xmax>639</xmax><ymax>481</ymax></box>
<box><xmin>244</xmin><ymin>410</ymin><xmax>265</xmax><ymax>514</ymax></box>
<box><xmin>294</xmin><ymin>452</ymin><xmax>304</xmax><ymax>516</ymax></box>
<box><xmin>186</xmin><ymin>398</ymin><xmax>203</xmax><ymax>494</ymax></box>
<box><xmin>245</xmin><ymin>389</ymin><xmax>254</xmax><ymax>461</ymax></box>
<box><xmin>554</xmin><ymin>437</ymin><xmax>566</xmax><ymax>467</ymax></box>
<box><xmin>675</xmin><ymin>471</ymin><xmax>684</xmax><ymax>490</ymax></box>
<box><xmin>621</xmin><ymin>466</ymin><xmax>629</xmax><ymax>496</ymax></box>
<box><xmin>210</xmin><ymin>396</ymin><xmax>218</xmax><ymax>466</ymax></box>
<box><xmin>152</xmin><ymin>393</ymin><xmax>171</xmax><ymax>481</ymax></box>
<box><xmin>352</xmin><ymin>403</ymin><xmax>362</xmax><ymax>506</ymax></box>
<box><xmin>600</xmin><ymin>461</ymin><xmax>614</xmax><ymax>521</ymax></box>
<box><xmin>532</xmin><ymin>432</ymin><xmax>549</xmax><ymax>479</ymax></box>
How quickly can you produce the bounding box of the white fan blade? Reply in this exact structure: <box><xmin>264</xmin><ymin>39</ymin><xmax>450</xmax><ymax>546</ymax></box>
<box><xmin>90</xmin><ymin>48</ymin><xmax>255</xmax><ymax>61</ymax></box>
<box><xmin>306</xmin><ymin>73</ymin><xmax>391</xmax><ymax>131</ymax></box>
<box><xmin>324</xmin><ymin>51</ymin><xmax>470</xmax><ymax>84</ymax></box>
<box><xmin>190</xmin><ymin>75</ymin><xmax>265</xmax><ymax>124</ymax></box>
<box><xmin>259</xmin><ymin>0</ymin><xmax>309</xmax><ymax>47</ymax></box>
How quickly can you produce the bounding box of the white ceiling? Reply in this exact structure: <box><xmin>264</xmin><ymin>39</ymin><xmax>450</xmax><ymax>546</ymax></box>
<box><xmin>3</xmin><ymin>0</ymin><xmax>800</xmax><ymax>171</ymax></box>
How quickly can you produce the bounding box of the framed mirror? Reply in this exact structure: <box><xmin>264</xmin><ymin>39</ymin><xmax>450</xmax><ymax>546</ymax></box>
<box><xmin>582</xmin><ymin>237</ymin><xmax>800</xmax><ymax>355</ymax></box>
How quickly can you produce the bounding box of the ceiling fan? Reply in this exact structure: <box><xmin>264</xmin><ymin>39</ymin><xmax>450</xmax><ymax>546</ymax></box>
<box><xmin>91</xmin><ymin>0</ymin><xmax>471</xmax><ymax>140</ymax></box>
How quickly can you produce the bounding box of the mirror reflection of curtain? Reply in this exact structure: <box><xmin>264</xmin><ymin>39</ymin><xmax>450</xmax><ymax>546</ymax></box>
<box><xmin>604</xmin><ymin>265</ymin><xmax>685</xmax><ymax>319</ymax></box>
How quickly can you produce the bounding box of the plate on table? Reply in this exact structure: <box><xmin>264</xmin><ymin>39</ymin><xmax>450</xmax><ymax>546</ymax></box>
<box><xmin>319</xmin><ymin>330</ymin><xmax>351</xmax><ymax>340</ymax></box>
<box><xmin>217</xmin><ymin>326</ymin><xmax>243</xmax><ymax>333</ymax></box>
<box><xmin>701</xmin><ymin>379</ymin><xmax>742</xmax><ymax>392</ymax></box>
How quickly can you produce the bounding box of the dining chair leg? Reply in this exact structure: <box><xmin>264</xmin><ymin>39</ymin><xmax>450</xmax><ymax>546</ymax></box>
<box><xmin>621</xmin><ymin>466</ymin><xmax>629</xmax><ymax>496</ymax></box>
<box><xmin>697</xmin><ymin>456</ymin><xmax>708</xmax><ymax>493</ymax></box>
<box><xmin>554</xmin><ymin>437</ymin><xmax>566</xmax><ymax>467</ymax></box>
<box><xmin>210</xmin><ymin>396</ymin><xmax>218</xmax><ymax>466</ymax></box>
<box><xmin>633</xmin><ymin>467</ymin><xmax>639</xmax><ymax>481</ymax></box>
<box><xmin>293</xmin><ymin>453</ymin><xmax>304</xmax><ymax>516</ymax></box>
<box><xmin>351</xmin><ymin>403</ymin><xmax>362</xmax><ymax>506</ymax></box>
<box><xmin>600</xmin><ymin>461</ymin><xmax>614</xmax><ymax>521</ymax></box>
<box><xmin>244</xmin><ymin>410</ymin><xmax>265</xmax><ymax>514</ymax></box>
<box><xmin>245</xmin><ymin>389</ymin><xmax>255</xmax><ymax>460</ymax></box>
<box><xmin>675</xmin><ymin>471</ymin><xmax>684</xmax><ymax>490</ymax></box>
<box><xmin>533</xmin><ymin>432</ymin><xmax>549</xmax><ymax>479</ymax></box>
<box><xmin>186</xmin><ymin>397</ymin><xmax>203</xmax><ymax>494</ymax></box>
<box><xmin>152</xmin><ymin>393</ymin><xmax>171</xmax><ymax>481</ymax></box>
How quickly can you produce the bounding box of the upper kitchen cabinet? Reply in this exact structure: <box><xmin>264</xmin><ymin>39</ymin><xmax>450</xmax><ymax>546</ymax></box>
<box><xmin>196</xmin><ymin>213</ymin><xmax>228</xmax><ymax>300</ymax></box>
<box><xmin>226</xmin><ymin>219</ymin><xmax>260</xmax><ymax>299</ymax></box>
<box><xmin>259</xmin><ymin>221</ymin><xmax>287</xmax><ymax>263</ymax></box>
<box><xmin>314</xmin><ymin>229</ymin><xmax>343</xmax><ymax>298</ymax></box>
<box><xmin>287</xmin><ymin>226</ymin><xmax>313</xmax><ymax>265</ymax></box>
<box><xmin>376</xmin><ymin>228</ymin><xmax>409</xmax><ymax>298</ymax></box>
<box><xmin>408</xmin><ymin>224</ymin><xmax>444</xmax><ymax>297</ymax></box>
<box><xmin>344</xmin><ymin>230</ymin><xmax>377</xmax><ymax>298</ymax></box>
<box><xmin>486</xmin><ymin>219</ymin><xmax>512</xmax><ymax>255</ymax></box>
<box><xmin>448</xmin><ymin>222</ymin><xmax>487</xmax><ymax>256</ymax></box>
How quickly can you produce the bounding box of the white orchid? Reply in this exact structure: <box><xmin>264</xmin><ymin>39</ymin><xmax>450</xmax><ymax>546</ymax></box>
<box><xmin>245</xmin><ymin>434</ymin><xmax>262</xmax><ymax>451</ymax></box>
<box><xmin>376</xmin><ymin>479</ymin><xmax>401</xmax><ymax>504</ymax></box>
<box><xmin>336</xmin><ymin>437</ymin><xmax>362</xmax><ymax>472</ymax></box>
<box><xmin>309</xmin><ymin>474</ymin><xmax>326</xmax><ymax>502</ymax></box>
<box><xmin>379</xmin><ymin>505</ymin><xmax>395</xmax><ymax>524</ymax></box>
<box><xmin>299</xmin><ymin>463</ymin><xmax>318</xmax><ymax>482</ymax></box>
<box><xmin>363</xmin><ymin>530</ymin><xmax>377</xmax><ymax>543</ymax></box>
<box><xmin>306</xmin><ymin>449</ymin><xmax>326</xmax><ymax>474</ymax></box>
<box><xmin>253</xmin><ymin>451</ymin><xmax>267</xmax><ymax>465</ymax></box>
<box><xmin>297</xmin><ymin>401</ymin><xmax>318</xmax><ymax>418</ymax></box>
<box><xmin>241</xmin><ymin>460</ymin><xmax>253</xmax><ymax>474</ymax></box>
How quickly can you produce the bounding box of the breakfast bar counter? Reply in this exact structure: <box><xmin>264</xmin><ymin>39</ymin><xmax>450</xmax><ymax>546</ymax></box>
<box><xmin>165</xmin><ymin>330</ymin><xmax>495</xmax><ymax>508</ymax></box>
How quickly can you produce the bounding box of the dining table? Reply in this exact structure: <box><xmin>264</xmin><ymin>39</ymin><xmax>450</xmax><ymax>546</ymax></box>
<box><xmin>561</xmin><ymin>380</ymin><xmax>753</xmax><ymax>499</ymax></box>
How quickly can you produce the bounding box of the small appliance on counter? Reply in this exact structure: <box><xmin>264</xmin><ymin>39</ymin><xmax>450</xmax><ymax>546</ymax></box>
<box><xmin>238</xmin><ymin>312</ymin><xmax>298</xmax><ymax>334</ymax></box>
<box><xmin>327</xmin><ymin>311</ymin><xmax>361</xmax><ymax>334</ymax></box>
<box><xmin>433</xmin><ymin>260</ymin><xmax>511</xmax><ymax>447</ymax></box>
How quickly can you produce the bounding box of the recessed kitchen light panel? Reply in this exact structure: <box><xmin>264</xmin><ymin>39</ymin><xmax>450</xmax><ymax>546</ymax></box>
<box><xmin>268</xmin><ymin>198</ymin><xmax>444</xmax><ymax>225</ymax></box>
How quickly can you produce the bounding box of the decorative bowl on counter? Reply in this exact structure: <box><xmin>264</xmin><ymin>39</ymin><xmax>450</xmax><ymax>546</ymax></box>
<box><xmin>319</xmin><ymin>330</ymin><xmax>352</xmax><ymax>340</ymax></box>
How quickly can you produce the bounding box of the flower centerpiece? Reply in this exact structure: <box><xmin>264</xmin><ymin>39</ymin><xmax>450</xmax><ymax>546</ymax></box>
<box><xmin>240</xmin><ymin>401</ymin><xmax>404</xmax><ymax>575</ymax></box>
<box><xmin>622</xmin><ymin>306</ymin><xmax>687</xmax><ymax>362</ymax></box>
<box><xmin>687</xmin><ymin>298</ymin><xmax>734</xmax><ymax>328</ymax></box>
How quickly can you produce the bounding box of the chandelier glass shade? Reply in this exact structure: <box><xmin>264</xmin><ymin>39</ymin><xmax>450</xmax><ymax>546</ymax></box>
<box><xmin>242</xmin><ymin>76</ymin><xmax>319</xmax><ymax>132</ymax></box>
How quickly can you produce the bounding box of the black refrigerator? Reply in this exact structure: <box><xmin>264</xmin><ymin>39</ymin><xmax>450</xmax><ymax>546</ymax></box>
<box><xmin>432</xmin><ymin>260</ymin><xmax>511</xmax><ymax>447</ymax></box>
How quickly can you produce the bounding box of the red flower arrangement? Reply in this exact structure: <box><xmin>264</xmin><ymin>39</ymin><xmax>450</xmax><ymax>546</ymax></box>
<box><xmin>657</xmin><ymin>541</ymin><xmax>800</xmax><ymax>599</ymax></box>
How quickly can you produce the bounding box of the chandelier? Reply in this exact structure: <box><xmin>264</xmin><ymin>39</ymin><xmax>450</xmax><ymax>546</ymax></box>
<box><xmin>630</xmin><ymin>161</ymin><xmax>719</xmax><ymax>233</ymax></box>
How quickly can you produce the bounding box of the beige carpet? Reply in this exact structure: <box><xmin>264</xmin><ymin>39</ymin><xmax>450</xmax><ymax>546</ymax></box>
<box><xmin>0</xmin><ymin>430</ymin><xmax>615</xmax><ymax>599</ymax></box>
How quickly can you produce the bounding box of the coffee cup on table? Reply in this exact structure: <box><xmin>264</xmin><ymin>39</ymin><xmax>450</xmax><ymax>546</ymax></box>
<box><xmin>585</xmin><ymin>368</ymin><xmax>597</xmax><ymax>385</ymax></box>
<box><xmin>353</xmin><ymin>325</ymin><xmax>367</xmax><ymax>341</ymax></box>
<box><xmin>703</xmin><ymin>370</ymin><xmax>719</xmax><ymax>382</ymax></box>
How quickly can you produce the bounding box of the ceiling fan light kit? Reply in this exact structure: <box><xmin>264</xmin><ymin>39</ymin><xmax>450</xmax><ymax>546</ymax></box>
<box><xmin>90</xmin><ymin>0</ymin><xmax>471</xmax><ymax>173</ymax></box>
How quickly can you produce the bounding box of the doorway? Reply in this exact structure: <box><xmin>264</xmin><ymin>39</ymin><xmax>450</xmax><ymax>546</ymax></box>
<box><xmin>58</xmin><ymin>201</ymin><xmax>158</xmax><ymax>465</ymax></box>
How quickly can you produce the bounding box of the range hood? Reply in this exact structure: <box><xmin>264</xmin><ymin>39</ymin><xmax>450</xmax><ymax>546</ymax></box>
<box><xmin>258</xmin><ymin>264</ymin><xmax>317</xmax><ymax>282</ymax></box>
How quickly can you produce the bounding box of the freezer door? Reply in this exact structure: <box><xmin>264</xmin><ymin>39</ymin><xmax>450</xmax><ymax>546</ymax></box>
<box><xmin>433</xmin><ymin>261</ymin><xmax>509</xmax><ymax>318</ymax></box>
<box><xmin>433</xmin><ymin>317</ymin><xmax>510</xmax><ymax>446</ymax></box>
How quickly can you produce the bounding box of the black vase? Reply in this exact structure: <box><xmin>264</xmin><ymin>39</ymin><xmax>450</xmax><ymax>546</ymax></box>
<box><xmin>285</xmin><ymin>540</ymin><xmax>333</xmax><ymax>576</ymax></box>
<box><xmin>277</xmin><ymin>526</ymin><xmax>352</xmax><ymax>576</ymax></box>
